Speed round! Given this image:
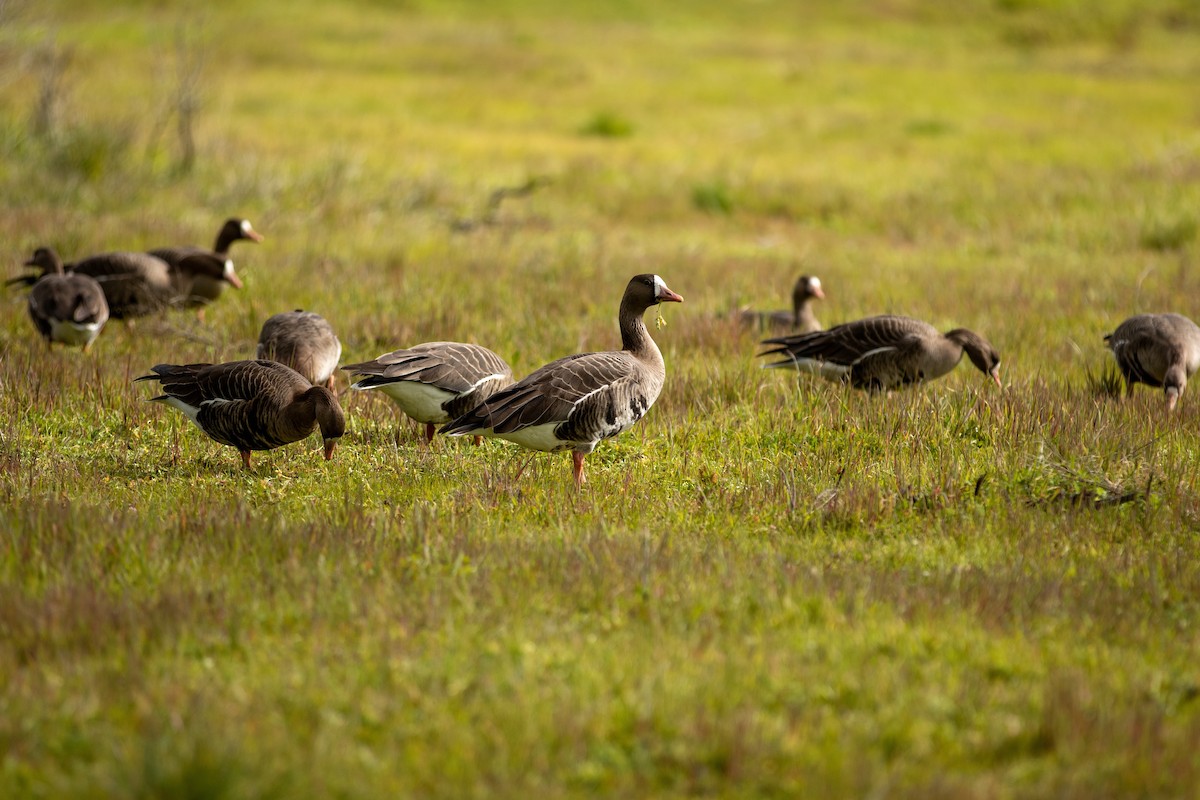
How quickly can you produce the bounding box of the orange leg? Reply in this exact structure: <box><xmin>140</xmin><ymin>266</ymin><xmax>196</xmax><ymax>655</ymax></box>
<box><xmin>473</xmin><ymin>435</ymin><xmax>482</xmax><ymax>446</ymax></box>
<box><xmin>572</xmin><ymin>451</ymin><xmax>586</xmax><ymax>488</ymax></box>
<box><xmin>240</xmin><ymin>450</ymin><xmax>252</xmax><ymax>469</ymax></box>
<box><xmin>425</xmin><ymin>422</ymin><xmax>436</xmax><ymax>443</ymax></box>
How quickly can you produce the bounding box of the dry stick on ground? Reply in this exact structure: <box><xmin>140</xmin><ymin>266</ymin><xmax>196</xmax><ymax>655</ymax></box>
<box><xmin>451</xmin><ymin>177</ymin><xmax>550</xmax><ymax>231</ymax></box>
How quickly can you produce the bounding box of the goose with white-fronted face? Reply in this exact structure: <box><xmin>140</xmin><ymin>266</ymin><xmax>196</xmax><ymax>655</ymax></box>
<box><xmin>441</xmin><ymin>273</ymin><xmax>683</xmax><ymax>487</ymax></box>
<box><xmin>150</xmin><ymin>217</ymin><xmax>262</xmax><ymax>309</ymax></box>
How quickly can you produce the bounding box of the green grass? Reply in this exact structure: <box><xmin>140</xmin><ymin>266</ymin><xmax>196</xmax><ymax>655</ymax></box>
<box><xmin>2</xmin><ymin>0</ymin><xmax>1200</xmax><ymax>797</ymax></box>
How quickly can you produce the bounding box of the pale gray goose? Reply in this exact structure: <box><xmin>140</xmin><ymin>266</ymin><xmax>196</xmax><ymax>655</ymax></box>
<box><xmin>150</xmin><ymin>218</ymin><xmax>261</xmax><ymax>308</ymax></box>
<box><xmin>22</xmin><ymin>247</ymin><xmax>109</xmax><ymax>350</ymax></box>
<box><xmin>256</xmin><ymin>310</ymin><xmax>342</xmax><ymax>389</ymax></box>
<box><xmin>441</xmin><ymin>274</ymin><xmax>683</xmax><ymax>487</ymax></box>
<box><xmin>343</xmin><ymin>342</ymin><xmax>514</xmax><ymax>443</ymax></box>
<box><xmin>761</xmin><ymin>314</ymin><xmax>1001</xmax><ymax>392</ymax></box>
<box><xmin>136</xmin><ymin>359</ymin><xmax>345</xmax><ymax>468</ymax></box>
<box><xmin>1105</xmin><ymin>313</ymin><xmax>1200</xmax><ymax>411</ymax></box>
<box><xmin>739</xmin><ymin>275</ymin><xmax>824</xmax><ymax>333</ymax></box>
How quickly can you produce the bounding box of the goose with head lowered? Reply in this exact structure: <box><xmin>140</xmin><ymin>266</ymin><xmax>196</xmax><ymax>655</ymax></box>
<box><xmin>1105</xmin><ymin>313</ymin><xmax>1200</xmax><ymax>411</ymax></box>
<box><xmin>761</xmin><ymin>314</ymin><xmax>1001</xmax><ymax>392</ymax></box>
<box><xmin>441</xmin><ymin>274</ymin><xmax>683</xmax><ymax>487</ymax></box>
<box><xmin>20</xmin><ymin>247</ymin><xmax>109</xmax><ymax>351</ymax></box>
<box><xmin>136</xmin><ymin>359</ymin><xmax>346</xmax><ymax>468</ymax></box>
<box><xmin>739</xmin><ymin>274</ymin><xmax>824</xmax><ymax>333</ymax></box>
<box><xmin>257</xmin><ymin>310</ymin><xmax>342</xmax><ymax>389</ymax></box>
<box><xmin>150</xmin><ymin>217</ymin><xmax>261</xmax><ymax>308</ymax></box>
<box><xmin>344</xmin><ymin>342</ymin><xmax>514</xmax><ymax>444</ymax></box>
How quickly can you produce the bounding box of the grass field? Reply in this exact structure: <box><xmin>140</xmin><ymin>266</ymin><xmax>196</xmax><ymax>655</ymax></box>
<box><xmin>2</xmin><ymin>0</ymin><xmax>1200</xmax><ymax>796</ymax></box>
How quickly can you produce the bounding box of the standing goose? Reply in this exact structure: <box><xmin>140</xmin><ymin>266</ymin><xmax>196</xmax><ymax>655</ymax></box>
<box><xmin>343</xmin><ymin>342</ymin><xmax>514</xmax><ymax>443</ymax></box>
<box><xmin>256</xmin><ymin>310</ymin><xmax>342</xmax><ymax>389</ymax></box>
<box><xmin>150</xmin><ymin>217</ymin><xmax>262</xmax><ymax>308</ymax></box>
<box><xmin>761</xmin><ymin>314</ymin><xmax>1001</xmax><ymax>392</ymax></box>
<box><xmin>22</xmin><ymin>247</ymin><xmax>109</xmax><ymax>351</ymax></box>
<box><xmin>441</xmin><ymin>274</ymin><xmax>683</xmax><ymax>487</ymax></box>
<box><xmin>740</xmin><ymin>275</ymin><xmax>825</xmax><ymax>333</ymax></box>
<box><xmin>136</xmin><ymin>359</ymin><xmax>346</xmax><ymax>468</ymax></box>
<box><xmin>1105</xmin><ymin>313</ymin><xmax>1200</xmax><ymax>411</ymax></box>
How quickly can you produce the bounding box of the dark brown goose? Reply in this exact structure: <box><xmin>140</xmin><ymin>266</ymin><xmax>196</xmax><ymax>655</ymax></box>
<box><xmin>256</xmin><ymin>310</ymin><xmax>342</xmax><ymax>389</ymax></box>
<box><xmin>343</xmin><ymin>342</ymin><xmax>514</xmax><ymax>443</ymax></box>
<box><xmin>136</xmin><ymin>359</ymin><xmax>345</xmax><ymax>468</ymax></box>
<box><xmin>441</xmin><ymin>274</ymin><xmax>683</xmax><ymax>487</ymax></box>
<box><xmin>739</xmin><ymin>275</ymin><xmax>824</xmax><ymax>333</ymax></box>
<box><xmin>150</xmin><ymin>218</ymin><xmax>261</xmax><ymax>307</ymax></box>
<box><xmin>68</xmin><ymin>251</ymin><xmax>175</xmax><ymax>319</ymax></box>
<box><xmin>22</xmin><ymin>247</ymin><xmax>109</xmax><ymax>350</ymax></box>
<box><xmin>761</xmin><ymin>314</ymin><xmax>1001</xmax><ymax>392</ymax></box>
<box><xmin>1105</xmin><ymin>313</ymin><xmax>1200</xmax><ymax>411</ymax></box>
<box><xmin>69</xmin><ymin>250</ymin><xmax>242</xmax><ymax>319</ymax></box>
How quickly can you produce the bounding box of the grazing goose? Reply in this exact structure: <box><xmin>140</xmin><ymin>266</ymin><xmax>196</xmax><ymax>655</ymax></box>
<box><xmin>136</xmin><ymin>359</ymin><xmax>346</xmax><ymax>468</ymax></box>
<box><xmin>441</xmin><ymin>274</ymin><xmax>683</xmax><ymax>487</ymax></box>
<box><xmin>1105</xmin><ymin>313</ymin><xmax>1200</xmax><ymax>411</ymax></box>
<box><xmin>761</xmin><ymin>314</ymin><xmax>1001</xmax><ymax>392</ymax></box>
<box><xmin>22</xmin><ymin>247</ymin><xmax>109</xmax><ymax>351</ymax></box>
<box><xmin>739</xmin><ymin>275</ymin><xmax>825</xmax><ymax>333</ymax></box>
<box><xmin>256</xmin><ymin>310</ymin><xmax>342</xmax><ymax>389</ymax></box>
<box><xmin>343</xmin><ymin>342</ymin><xmax>514</xmax><ymax>443</ymax></box>
<box><xmin>68</xmin><ymin>251</ymin><xmax>176</xmax><ymax>319</ymax></box>
<box><xmin>150</xmin><ymin>218</ymin><xmax>262</xmax><ymax>308</ymax></box>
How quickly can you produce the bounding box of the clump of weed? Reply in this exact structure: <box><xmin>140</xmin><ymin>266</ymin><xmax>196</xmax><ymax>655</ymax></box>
<box><xmin>579</xmin><ymin>110</ymin><xmax>634</xmax><ymax>138</ymax></box>
<box><xmin>1139</xmin><ymin>214</ymin><xmax>1197</xmax><ymax>251</ymax></box>
<box><xmin>692</xmin><ymin>181</ymin><xmax>733</xmax><ymax>215</ymax></box>
<box><xmin>1084</xmin><ymin>363</ymin><xmax>1124</xmax><ymax>400</ymax></box>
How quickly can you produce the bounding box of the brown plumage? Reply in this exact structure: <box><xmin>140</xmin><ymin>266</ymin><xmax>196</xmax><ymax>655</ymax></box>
<box><xmin>441</xmin><ymin>274</ymin><xmax>683</xmax><ymax>487</ymax></box>
<box><xmin>257</xmin><ymin>310</ymin><xmax>342</xmax><ymax>389</ymax></box>
<box><xmin>150</xmin><ymin>218</ymin><xmax>262</xmax><ymax>308</ymax></box>
<box><xmin>739</xmin><ymin>275</ymin><xmax>824</xmax><ymax>333</ymax></box>
<box><xmin>761</xmin><ymin>314</ymin><xmax>1001</xmax><ymax>392</ymax></box>
<box><xmin>136</xmin><ymin>359</ymin><xmax>346</xmax><ymax>468</ymax></box>
<box><xmin>1105</xmin><ymin>313</ymin><xmax>1200</xmax><ymax>411</ymax></box>
<box><xmin>69</xmin><ymin>251</ymin><xmax>175</xmax><ymax>319</ymax></box>
<box><xmin>343</xmin><ymin>341</ymin><xmax>514</xmax><ymax>443</ymax></box>
<box><xmin>22</xmin><ymin>247</ymin><xmax>109</xmax><ymax>350</ymax></box>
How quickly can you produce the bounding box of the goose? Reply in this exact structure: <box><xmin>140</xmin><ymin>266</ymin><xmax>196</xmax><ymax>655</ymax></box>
<box><xmin>22</xmin><ymin>247</ymin><xmax>109</xmax><ymax>350</ymax></box>
<box><xmin>136</xmin><ymin>359</ymin><xmax>346</xmax><ymax>468</ymax></box>
<box><xmin>440</xmin><ymin>274</ymin><xmax>683</xmax><ymax>487</ymax></box>
<box><xmin>343</xmin><ymin>342</ymin><xmax>514</xmax><ymax>443</ymax></box>
<box><xmin>739</xmin><ymin>275</ymin><xmax>824</xmax><ymax>333</ymax></box>
<box><xmin>67</xmin><ymin>251</ymin><xmax>175</xmax><ymax>319</ymax></box>
<box><xmin>256</xmin><ymin>310</ymin><xmax>342</xmax><ymax>389</ymax></box>
<box><xmin>1105</xmin><ymin>313</ymin><xmax>1200</xmax><ymax>411</ymax></box>
<box><xmin>70</xmin><ymin>250</ymin><xmax>243</xmax><ymax>319</ymax></box>
<box><xmin>150</xmin><ymin>218</ymin><xmax>262</xmax><ymax>308</ymax></box>
<box><xmin>761</xmin><ymin>314</ymin><xmax>1001</xmax><ymax>391</ymax></box>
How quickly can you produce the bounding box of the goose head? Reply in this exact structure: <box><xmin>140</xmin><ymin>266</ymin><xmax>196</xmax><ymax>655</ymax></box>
<box><xmin>792</xmin><ymin>275</ymin><xmax>824</xmax><ymax>306</ymax></box>
<box><xmin>1164</xmin><ymin>365</ymin><xmax>1187</xmax><ymax>412</ymax></box>
<box><xmin>24</xmin><ymin>247</ymin><xmax>66</xmax><ymax>276</ymax></box>
<box><xmin>219</xmin><ymin>218</ymin><xmax>264</xmax><ymax>247</ymax></box>
<box><xmin>306</xmin><ymin>386</ymin><xmax>346</xmax><ymax>459</ymax></box>
<box><xmin>947</xmin><ymin>328</ymin><xmax>1002</xmax><ymax>386</ymax></box>
<box><xmin>625</xmin><ymin>274</ymin><xmax>684</xmax><ymax>311</ymax></box>
<box><xmin>176</xmin><ymin>252</ymin><xmax>244</xmax><ymax>289</ymax></box>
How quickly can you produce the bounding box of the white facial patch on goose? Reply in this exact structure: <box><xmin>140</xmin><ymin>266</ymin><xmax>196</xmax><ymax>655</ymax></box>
<box><xmin>223</xmin><ymin>259</ymin><xmax>234</xmax><ymax>276</ymax></box>
<box><xmin>653</xmin><ymin>275</ymin><xmax>668</xmax><ymax>299</ymax></box>
<box><xmin>810</xmin><ymin>277</ymin><xmax>822</xmax><ymax>290</ymax></box>
<box><xmin>240</xmin><ymin>220</ymin><xmax>253</xmax><ymax>233</ymax></box>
